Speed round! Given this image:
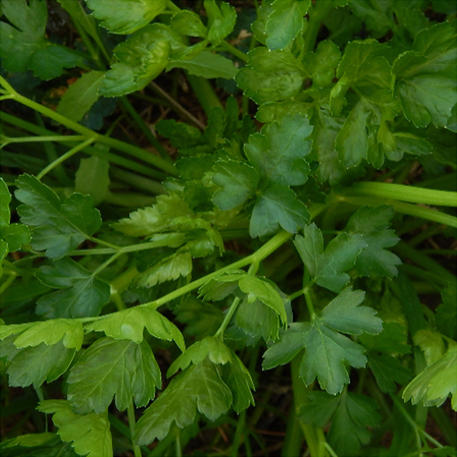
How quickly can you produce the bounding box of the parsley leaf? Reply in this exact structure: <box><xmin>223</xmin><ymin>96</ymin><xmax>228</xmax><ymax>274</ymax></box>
<box><xmin>204</xmin><ymin>0</ymin><xmax>236</xmax><ymax>45</ymax></box>
<box><xmin>263</xmin><ymin>288</ymin><xmax>382</xmax><ymax>394</ymax></box>
<box><xmin>0</xmin><ymin>338</ymin><xmax>75</xmax><ymax>387</ymax></box>
<box><xmin>85</xmin><ymin>307</ymin><xmax>185</xmax><ymax>350</ymax></box>
<box><xmin>67</xmin><ymin>338</ymin><xmax>161</xmax><ymax>413</ymax></box>
<box><xmin>135</xmin><ymin>360</ymin><xmax>232</xmax><ymax>444</ymax></box>
<box><xmin>38</xmin><ymin>400</ymin><xmax>112</xmax><ymax>457</ymax></box>
<box><xmin>15</xmin><ymin>175</ymin><xmax>101</xmax><ymax>259</ymax></box>
<box><xmin>85</xmin><ymin>0</ymin><xmax>166</xmax><ymax>34</ymax></box>
<box><xmin>35</xmin><ymin>259</ymin><xmax>110</xmax><ymax>318</ymax></box>
<box><xmin>236</xmin><ymin>47</ymin><xmax>305</xmax><ymax>104</ymax></box>
<box><xmin>393</xmin><ymin>21</ymin><xmax>457</xmax><ymax>128</ymax></box>
<box><xmin>0</xmin><ymin>0</ymin><xmax>81</xmax><ymax>80</ymax></box>
<box><xmin>345</xmin><ymin>206</ymin><xmax>401</xmax><ymax>278</ymax></box>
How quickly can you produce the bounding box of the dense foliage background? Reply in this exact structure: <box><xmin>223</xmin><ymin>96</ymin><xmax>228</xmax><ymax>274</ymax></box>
<box><xmin>0</xmin><ymin>1</ymin><xmax>456</xmax><ymax>456</ymax></box>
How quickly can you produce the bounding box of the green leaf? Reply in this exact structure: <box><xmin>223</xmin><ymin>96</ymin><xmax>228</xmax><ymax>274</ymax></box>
<box><xmin>250</xmin><ymin>184</ymin><xmax>309</xmax><ymax>238</ymax></box>
<box><xmin>335</xmin><ymin>99</ymin><xmax>379</xmax><ymax>168</ymax></box>
<box><xmin>403</xmin><ymin>345</ymin><xmax>457</xmax><ymax>410</ymax></box>
<box><xmin>57</xmin><ymin>71</ymin><xmax>104</xmax><ymax>123</ymax></box>
<box><xmin>167</xmin><ymin>336</ymin><xmax>233</xmax><ymax>377</ymax></box>
<box><xmin>321</xmin><ymin>288</ymin><xmax>383</xmax><ymax>335</ymax></box>
<box><xmin>0</xmin><ymin>0</ymin><xmax>81</xmax><ymax>79</ymax></box>
<box><xmin>299</xmin><ymin>391</ymin><xmax>340</xmax><ymax>427</ymax></box>
<box><xmin>67</xmin><ymin>338</ymin><xmax>161</xmax><ymax>413</ymax></box>
<box><xmin>204</xmin><ymin>0</ymin><xmax>237</xmax><ymax>45</ymax></box>
<box><xmin>85</xmin><ymin>307</ymin><xmax>185</xmax><ymax>350</ymax></box>
<box><xmin>236</xmin><ymin>47</ymin><xmax>305</xmax><ymax>104</ymax></box>
<box><xmin>345</xmin><ymin>206</ymin><xmax>401</xmax><ymax>278</ymax></box>
<box><xmin>0</xmin><ymin>433</ymin><xmax>79</xmax><ymax>457</ymax></box>
<box><xmin>436</xmin><ymin>283</ymin><xmax>457</xmax><ymax>339</ymax></box>
<box><xmin>245</xmin><ymin>114</ymin><xmax>313</xmax><ymax>187</ymax></box>
<box><xmin>368</xmin><ymin>353</ymin><xmax>411</xmax><ymax>393</ymax></box>
<box><xmin>238</xmin><ymin>275</ymin><xmax>288</xmax><ymax>325</ymax></box>
<box><xmin>393</xmin><ymin>21</ymin><xmax>457</xmax><ymax>128</ymax></box>
<box><xmin>0</xmin><ymin>177</ymin><xmax>10</xmax><ymax>226</ymax></box>
<box><xmin>170</xmin><ymin>10</ymin><xmax>207</xmax><ymax>37</ymax></box>
<box><xmin>414</xmin><ymin>329</ymin><xmax>446</xmax><ymax>365</ymax></box>
<box><xmin>5</xmin><ymin>319</ymin><xmax>84</xmax><ymax>350</ymax></box>
<box><xmin>235</xmin><ymin>296</ymin><xmax>281</xmax><ymax>343</ymax></box>
<box><xmin>265</xmin><ymin>0</ymin><xmax>309</xmax><ymax>50</ymax></box>
<box><xmin>221</xmin><ymin>353</ymin><xmax>255</xmax><ymax>413</ymax></box>
<box><xmin>135</xmin><ymin>251</ymin><xmax>192</xmax><ymax>288</ymax></box>
<box><xmin>331</xmin><ymin>40</ymin><xmax>392</xmax><ymax>109</ymax></box>
<box><xmin>135</xmin><ymin>360</ymin><xmax>232</xmax><ymax>444</ymax></box>
<box><xmin>75</xmin><ymin>156</ymin><xmax>110</xmax><ymax>205</ymax></box>
<box><xmin>293</xmin><ymin>223</ymin><xmax>324</xmax><ymax>278</ymax></box>
<box><xmin>0</xmin><ymin>339</ymin><xmax>75</xmax><ymax>387</ymax></box>
<box><xmin>101</xmin><ymin>25</ymin><xmax>172</xmax><ymax>97</ymax></box>
<box><xmin>85</xmin><ymin>0</ymin><xmax>166</xmax><ymax>34</ymax></box>
<box><xmin>167</xmin><ymin>50</ymin><xmax>237</xmax><ymax>79</ymax></box>
<box><xmin>36</xmin><ymin>259</ymin><xmax>110</xmax><ymax>318</ymax></box>
<box><xmin>38</xmin><ymin>400</ymin><xmax>112</xmax><ymax>457</ymax></box>
<box><xmin>316</xmin><ymin>233</ymin><xmax>367</xmax><ymax>292</ymax></box>
<box><xmin>212</xmin><ymin>160</ymin><xmax>259</xmax><ymax>210</ymax></box>
<box><xmin>304</xmin><ymin>40</ymin><xmax>341</xmax><ymax>88</ymax></box>
<box><xmin>113</xmin><ymin>193</ymin><xmax>192</xmax><ymax>236</ymax></box>
<box><xmin>15</xmin><ymin>174</ymin><xmax>102</xmax><ymax>259</ymax></box>
<box><xmin>263</xmin><ymin>288</ymin><xmax>381</xmax><ymax>394</ymax></box>
<box><xmin>328</xmin><ymin>391</ymin><xmax>380</xmax><ymax>455</ymax></box>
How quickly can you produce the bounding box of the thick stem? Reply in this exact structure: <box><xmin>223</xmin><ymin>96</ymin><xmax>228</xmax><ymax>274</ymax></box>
<box><xmin>348</xmin><ymin>181</ymin><xmax>457</xmax><ymax>207</ymax></box>
<box><xmin>187</xmin><ymin>75</ymin><xmax>223</xmax><ymax>117</ymax></box>
<box><xmin>127</xmin><ymin>401</ymin><xmax>142</xmax><ymax>457</ymax></box>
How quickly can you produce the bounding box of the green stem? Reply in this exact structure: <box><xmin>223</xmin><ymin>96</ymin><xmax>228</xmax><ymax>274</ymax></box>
<box><xmin>175</xmin><ymin>428</ymin><xmax>182</xmax><ymax>457</ymax></box>
<box><xmin>220</xmin><ymin>41</ymin><xmax>249</xmax><ymax>62</ymax></box>
<box><xmin>214</xmin><ymin>296</ymin><xmax>241</xmax><ymax>338</ymax></box>
<box><xmin>1</xmin><ymin>79</ymin><xmax>176</xmax><ymax>175</ymax></box>
<box><xmin>231</xmin><ymin>410</ymin><xmax>247</xmax><ymax>457</ymax></box>
<box><xmin>37</xmin><ymin>138</ymin><xmax>95</xmax><ymax>179</ymax></box>
<box><xmin>348</xmin><ymin>182</ymin><xmax>457</xmax><ymax>207</ymax></box>
<box><xmin>338</xmin><ymin>195</ymin><xmax>457</xmax><ymax>228</ymax></box>
<box><xmin>0</xmin><ymin>111</ymin><xmax>164</xmax><ymax>179</ymax></box>
<box><xmin>110</xmin><ymin>167</ymin><xmax>165</xmax><ymax>194</ymax></box>
<box><xmin>4</xmin><ymin>135</ymin><xmax>86</xmax><ymax>144</ymax></box>
<box><xmin>0</xmin><ymin>272</ymin><xmax>17</xmax><ymax>295</ymax></box>
<box><xmin>303</xmin><ymin>0</ymin><xmax>333</xmax><ymax>52</ymax></box>
<box><xmin>187</xmin><ymin>75</ymin><xmax>223</xmax><ymax>117</ymax></box>
<box><xmin>127</xmin><ymin>401</ymin><xmax>142</xmax><ymax>457</ymax></box>
<box><xmin>303</xmin><ymin>286</ymin><xmax>315</xmax><ymax>319</ymax></box>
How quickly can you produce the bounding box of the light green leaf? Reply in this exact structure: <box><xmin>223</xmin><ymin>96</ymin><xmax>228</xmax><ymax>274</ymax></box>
<box><xmin>135</xmin><ymin>360</ymin><xmax>232</xmax><ymax>444</ymax></box>
<box><xmin>265</xmin><ymin>0</ymin><xmax>309</xmax><ymax>50</ymax></box>
<box><xmin>0</xmin><ymin>178</ymin><xmax>10</xmax><ymax>226</ymax></box>
<box><xmin>403</xmin><ymin>345</ymin><xmax>457</xmax><ymax>410</ymax></box>
<box><xmin>38</xmin><ymin>400</ymin><xmax>112</xmax><ymax>457</ymax></box>
<box><xmin>75</xmin><ymin>156</ymin><xmax>110</xmax><ymax>205</ymax></box>
<box><xmin>204</xmin><ymin>0</ymin><xmax>236</xmax><ymax>45</ymax></box>
<box><xmin>85</xmin><ymin>0</ymin><xmax>166</xmax><ymax>34</ymax></box>
<box><xmin>67</xmin><ymin>338</ymin><xmax>161</xmax><ymax>413</ymax></box>
<box><xmin>170</xmin><ymin>10</ymin><xmax>207</xmax><ymax>37</ymax></box>
<box><xmin>236</xmin><ymin>47</ymin><xmax>305</xmax><ymax>104</ymax></box>
<box><xmin>101</xmin><ymin>25</ymin><xmax>173</xmax><ymax>97</ymax></box>
<box><xmin>167</xmin><ymin>336</ymin><xmax>233</xmax><ymax>377</ymax></box>
<box><xmin>57</xmin><ymin>71</ymin><xmax>104</xmax><ymax>123</ymax></box>
<box><xmin>0</xmin><ymin>339</ymin><xmax>75</xmax><ymax>387</ymax></box>
<box><xmin>414</xmin><ymin>329</ymin><xmax>446</xmax><ymax>365</ymax></box>
<box><xmin>250</xmin><ymin>184</ymin><xmax>309</xmax><ymax>238</ymax></box>
<box><xmin>12</xmin><ymin>319</ymin><xmax>84</xmax><ymax>350</ymax></box>
<box><xmin>15</xmin><ymin>174</ymin><xmax>101</xmax><ymax>259</ymax></box>
<box><xmin>86</xmin><ymin>307</ymin><xmax>185</xmax><ymax>350</ymax></box>
<box><xmin>136</xmin><ymin>251</ymin><xmax>192</xmax><ymax>288</ymax></box>
<box><xmin>393</xmin><ymin>21</ymin><xmax>457</xmax><ymax>128</ymax></box>
<box><xmin>238</xmin><ymin>275</ymin><xmax>287</xmax><ymax>325</ymax></box>
<box><xmin>168</xmin><ymin>50</ymin><xmax>237</xmax><ymax>79</ymax></box>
